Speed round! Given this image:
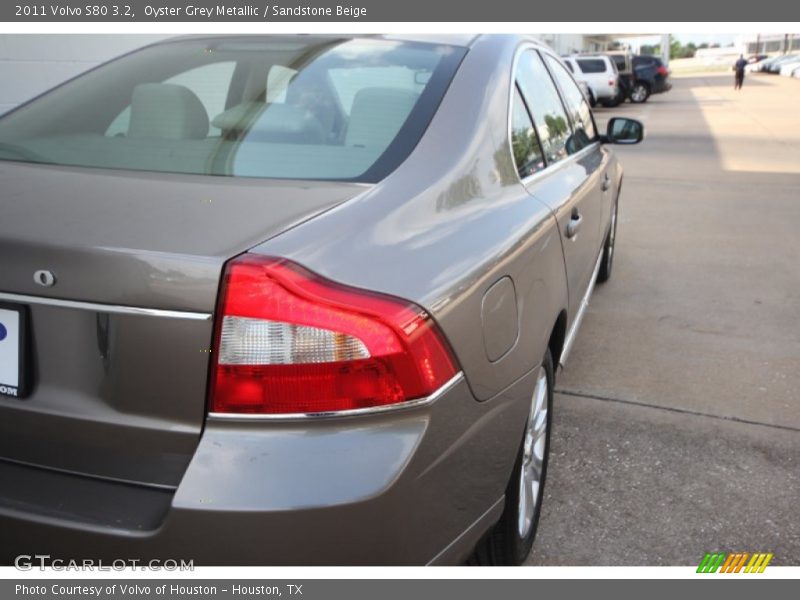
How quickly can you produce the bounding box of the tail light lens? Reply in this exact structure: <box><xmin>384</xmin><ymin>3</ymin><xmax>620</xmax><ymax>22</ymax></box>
<box><xmin>657</xmin><ymin>66</ymin><xmax>669</xmax><ymax>76</ymax></box>
<box><xmin>209</xmin><ymin>254</ymin><xmax>459</xmax><ymax>415</ymax></box>
<box><xmin>609</xmin><ymin>79</ymin><xmax>616</xmax><ymax>87</ymax></box>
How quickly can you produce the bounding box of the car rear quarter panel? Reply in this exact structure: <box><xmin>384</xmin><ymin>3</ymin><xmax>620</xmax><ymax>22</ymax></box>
<box><xmin>223</xmin><ymin>35</ymin><xmax>571</xmax><ymax>562</ymax></box>
<box><xmin>254</xmin><ymin>35</ymin><xmax>569</xmax><ymax>404</ymax></box>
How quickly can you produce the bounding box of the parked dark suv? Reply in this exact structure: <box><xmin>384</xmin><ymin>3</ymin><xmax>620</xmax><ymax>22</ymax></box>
<box><xmin>608</xmin><ymin>52</ymin><xmax>672</xmax><ymax>103</ymax></box>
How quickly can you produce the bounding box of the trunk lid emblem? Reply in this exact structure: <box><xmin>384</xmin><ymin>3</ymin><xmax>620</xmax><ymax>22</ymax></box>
<box><xmin>34</xmin><ymin>270</ymin><xmax>56</xmax><ymax>287</ymax></box>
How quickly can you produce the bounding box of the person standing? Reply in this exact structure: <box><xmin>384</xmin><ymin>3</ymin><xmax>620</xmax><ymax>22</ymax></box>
<box><xmin>734</xmin><ymin>54</ymin><xmax>748</xmax><ymax>90</ymax></box>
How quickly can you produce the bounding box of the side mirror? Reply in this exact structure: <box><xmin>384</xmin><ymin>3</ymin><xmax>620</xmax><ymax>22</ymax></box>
<box><xmin>603</xmin><ymin>117</ymin><xmax>644</xmax><ymax>144</ymax></box>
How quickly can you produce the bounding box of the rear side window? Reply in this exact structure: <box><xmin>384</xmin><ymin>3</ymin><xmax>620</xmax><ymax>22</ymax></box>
<box><xmin>543</xmin><ymin>54</ymin><xmax>596</xmax><ymax>151</ymax></box>
<box><xmin>516</xmin><ymin>50</ymin><xmax>572</xmax><ymax>166</ymax></box>
<box><xmin>633</xmin><ymin>56</ymin><xmax>658</xmax><ymax>68</ymax></box>
<box><xmin>510</xmin><ymin>86</ymin><xmax>545</xmax><ymax>178</ymax></box>
<box><xmin>576</xmin><ymin>58</ymin><xmax>607</xmax><ymax>74</ymax></box>
<box><xmin>0</xmin><ymin>37</ymin><xmax>465</xmax><ymax>182</ymax></box>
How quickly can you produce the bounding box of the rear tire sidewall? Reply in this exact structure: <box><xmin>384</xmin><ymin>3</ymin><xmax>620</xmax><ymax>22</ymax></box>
<box><xmin>480</xmin><ymin>349</ymin><xmax>554</xmax><ymax>565</ymax></box>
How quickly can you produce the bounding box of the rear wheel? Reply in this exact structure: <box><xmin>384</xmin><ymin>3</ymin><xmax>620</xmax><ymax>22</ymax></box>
<box><xmin>471</xmin><ymin>349</ymin><xmax>553</xmax><ymax>565</ymax></box>
<box><xmin>630</xmin><ymin>81</ymin><xmax>650</xmax><ymax>103</ymax></box>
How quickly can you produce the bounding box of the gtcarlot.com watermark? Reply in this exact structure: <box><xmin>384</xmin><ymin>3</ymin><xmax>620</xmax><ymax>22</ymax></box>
<box><xmin>14</xmin><ymin>554</ymin><xmax>194</xmax><ymax>571</ymax></box>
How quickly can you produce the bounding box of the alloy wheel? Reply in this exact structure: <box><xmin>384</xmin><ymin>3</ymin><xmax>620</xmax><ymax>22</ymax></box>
<box><xmin>631</xmin><ymin>84</ymin><xmax>648</xmax><ymax>103</ymax></box>
<box><xmin>517</xmin><ymin>365</ymin><xmax>549</xmax><ymax>539</ymax></box>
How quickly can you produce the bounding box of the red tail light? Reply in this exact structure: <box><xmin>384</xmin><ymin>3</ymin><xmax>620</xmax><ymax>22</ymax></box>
<box><xmin>209</xmin><ymin>254</ymin><xmax>459</xmax><ymax>415</ymax></box>
<box><xmin>609</xmin><ymin>79</ymin><xmax>616</xmax><ymax>87</ymax></box>
<box><xmin>657</xmin><ymin>66</ymin><xmax>668</xmax><ymax>76</ymax></box>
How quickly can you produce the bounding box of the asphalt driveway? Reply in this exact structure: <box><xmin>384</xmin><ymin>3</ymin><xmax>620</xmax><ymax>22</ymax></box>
<box><xmin>527</xmin><ymin>73</ymin><xmax>800</xmax><ymax>566</ymax></box>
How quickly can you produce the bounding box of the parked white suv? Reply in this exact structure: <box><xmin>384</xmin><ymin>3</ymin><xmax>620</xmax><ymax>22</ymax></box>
<box><xmin>562</xmin><ymin>55</ymin><xmax>620</xmax><ymax>107</ymax></box>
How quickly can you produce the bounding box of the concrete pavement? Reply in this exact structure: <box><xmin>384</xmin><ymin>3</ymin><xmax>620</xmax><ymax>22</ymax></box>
<box><xmin>527</xmin><ymin>73</ymin><xmax>800</xmax><ymax>565</ymax></box>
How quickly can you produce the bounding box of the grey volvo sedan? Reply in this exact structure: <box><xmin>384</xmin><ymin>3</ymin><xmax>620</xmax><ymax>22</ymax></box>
<box><xmin>0</xmin><ymin>34</ymin><xmax>642</xmax><ymax>565</ymax></box>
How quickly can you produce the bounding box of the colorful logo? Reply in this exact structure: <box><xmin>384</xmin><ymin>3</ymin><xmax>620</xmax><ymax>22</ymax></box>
<box><xmin>697</xmin><ymin>552</ymin><xmax>773</xmax><ymax>573</ymax></box>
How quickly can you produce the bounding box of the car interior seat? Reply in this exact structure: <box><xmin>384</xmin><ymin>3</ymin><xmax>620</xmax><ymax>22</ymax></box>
<box><xmin>345</xmin><ymin>87</ymin><xmax>419</xmax><ymax>149</ymax></box>
<box><xmin>127</xmin><ymin>83</ymin><xmax>210</xmax><ymax>140</ymax></box>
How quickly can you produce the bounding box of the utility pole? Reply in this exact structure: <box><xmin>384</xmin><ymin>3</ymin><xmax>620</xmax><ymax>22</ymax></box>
<box><xmin>661</xmin><ymin>33</ymin><xmax>670</xmax><ymax>67</ymax></box>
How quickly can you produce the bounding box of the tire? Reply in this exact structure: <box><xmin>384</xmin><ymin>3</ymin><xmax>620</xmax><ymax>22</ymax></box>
<box><xmin>588</xmin><ymin>89</ymin><xmax>597</xmax><ymax>108</ymax></box>
<box><xmin>629</xmin><ymin>82</ymin><xmax>650</xmax><ymax>103</ymax></box>
<box><xmin>597</xmin><ymin>198</ymin><xmax>618</xmax><ymax>283</ymax></box>
<box><xmin>471</xmin><ymin>349</ymin><xmax>554</xmax><ymax>565</ymax></box>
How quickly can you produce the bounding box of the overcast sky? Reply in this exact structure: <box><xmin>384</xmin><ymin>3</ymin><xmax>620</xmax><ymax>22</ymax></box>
<box><xmin>622</xmin><ymin>34</ymin><xmax>740</xmax><ymax>47</ymax></box>
<box><xmin>673</xmin><ymin>33</ymin><xmax>739</xmax><ymax>46</ymax></box>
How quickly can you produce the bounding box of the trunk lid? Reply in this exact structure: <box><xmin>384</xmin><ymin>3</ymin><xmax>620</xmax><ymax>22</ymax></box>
<box><xmin>0</xmin><ymin>161</ymin><xmax>368</xmax><ymax>489</ymax></box>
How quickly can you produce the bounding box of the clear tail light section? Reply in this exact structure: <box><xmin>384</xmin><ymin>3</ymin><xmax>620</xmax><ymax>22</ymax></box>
<box><xmin>209</xmin><ymin>254</ymin><xmax>459</xmax><ymax>415</ymax></box>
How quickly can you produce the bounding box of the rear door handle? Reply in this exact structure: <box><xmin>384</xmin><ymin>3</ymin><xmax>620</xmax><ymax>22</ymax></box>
<box><xmin>566</xmin><ymin>211</ymin><xmax>583</xmax><ymax>238</ymax></box>
<box><xmin>601</xmin><ymin>173</ymin><xmax>611</xmax><ymax>192</ymax></box>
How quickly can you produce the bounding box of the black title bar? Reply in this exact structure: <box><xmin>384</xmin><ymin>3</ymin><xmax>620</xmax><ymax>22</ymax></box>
<box><xmin>1</xmin><ymin>0</ymin><xmax>793</xmax><ymax>22</ymax></box>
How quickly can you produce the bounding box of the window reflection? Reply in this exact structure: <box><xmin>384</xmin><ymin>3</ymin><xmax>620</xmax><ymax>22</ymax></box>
<box><xmin>544</xmin><ymin>54</ymin><xmax>597</xmax><ymax>153</ymax></box>
<box><xmin>511</xmin><ymin>88</ymin><xmax>545</xmax><ymax>178</ymax></box>
<box><xmin>516</xmin><ymin>50</ymin><xmax>572</xmax><ymax>166</ymax></box>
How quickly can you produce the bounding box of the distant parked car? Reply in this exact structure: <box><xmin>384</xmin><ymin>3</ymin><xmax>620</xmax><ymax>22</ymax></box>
<box><xmin>765</xmin><ymin>54</ymin><xmax>800</xmax><ymax>73</ymax></box>
<box><xmin>748</xmin><ymin>55</ymin><xmax>781</xmax><ymax>72</ymax></box>
<box><xmin>576</xmin><ymin>79</ymin><xmax>594</xmax><ymax>106</ymax></box>
<box><xmin>630</xmin><ymin>55</ymin><xmax>672</xmax><ymax>102</ymax></box>
<box><xmin>562</xmin><ymin>55</ymin><xmax>620</xmax><ymax>107</ymax></box>
<box><xmin>605</xmin><ymin>52</ymin><xmax>671</xmax><ymax>104</ymax></box>
<box><xmin>779</xmin><ymin>58</ymin><xmax>800</xmax><ymax>76</ymax></box>
<box><xmin>605</xmin><ymin>52</ymin><xmax>634</xmax><ymax>102</ymax></box>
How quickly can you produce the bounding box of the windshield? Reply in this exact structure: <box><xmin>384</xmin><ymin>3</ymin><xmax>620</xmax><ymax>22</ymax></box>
<box><xmin>0</xmin><ymin>36</ymin><xmax>465</xmax><ymax>182</ymax></box>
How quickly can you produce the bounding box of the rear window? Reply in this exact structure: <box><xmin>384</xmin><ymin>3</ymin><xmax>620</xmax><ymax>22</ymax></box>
<box><xmin>633</xmin><ymin>56</ymin><xmax>660</xmax><ymax>68</ymax></box>
<box><xmin>0</xmin><ymin>37</ymin><xmax>465</xmax><ymax>182</ymax></box>
<box><xmin>576</xmin><ymin>59</ymin><xmax>607</xmax><ymax>74</ymax></box>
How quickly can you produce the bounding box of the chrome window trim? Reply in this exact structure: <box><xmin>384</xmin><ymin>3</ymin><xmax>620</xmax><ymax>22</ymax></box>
<box><xmin>0</xmin><ymin>291</ymin><xmax>211</xmax><ymax>321</ymax></box>
<box><xmin>207</xmin><ymin>371</ymin><xmax>465</xmax><ymax>421</ymax></box>
<box><xmin>507</xmin><ymin>42</ymin><xmax>601</xmax><ymax>189</ymax></box>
